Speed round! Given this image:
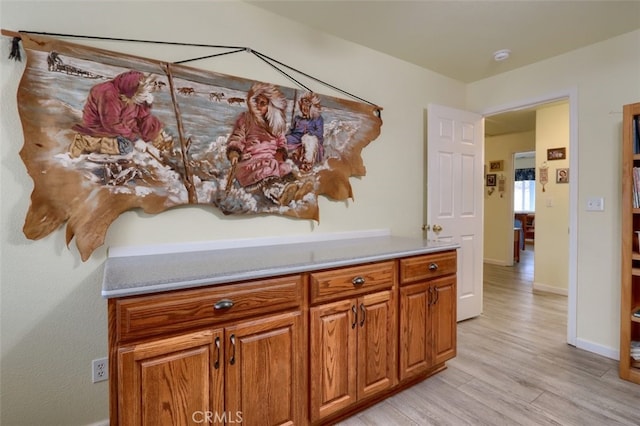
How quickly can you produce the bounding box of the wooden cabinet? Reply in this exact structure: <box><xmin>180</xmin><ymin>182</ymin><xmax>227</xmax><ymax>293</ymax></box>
<box><xmin>108</xmin><ymin>248</ymin><xmax>458</xmax><ymax>425</ymax></box>
<box><xmin>110</xmin><ymin>275</ymin><xmax>306</xmax><ymax>426</ymax></box>
<box><xmin>224</xmin><ymin>311</ymin><xmax>304</xmax><ymax>425</ymax></box>
<box><xmin>398</xmin><ymin>251</ymin><xmax>457</xmax><ymax>382</ymax></box>
<box><xmin>620</xmin><ymin>101</ymin><xmax>640</xmax><ymax>384</ymax></box>
<box><xmin>309</xmin><ymin>261</ymin><xmax>397</xmax><ymax>423</ymax></box>
<box><xmin>118</xmin><ymin>329</ymin><xmax>222</xmax><ymax>425</ymax></box>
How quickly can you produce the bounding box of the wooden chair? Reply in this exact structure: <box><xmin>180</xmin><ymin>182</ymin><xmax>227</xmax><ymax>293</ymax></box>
<box><xmin>524</xmin><ymin>214</ymin><xmax>535</xmax><ymax>243</ymax></box>
<box><xmin>514</xmin><ymin>218</ymin><xmax>523</xmax><ymax>262</ymax></box>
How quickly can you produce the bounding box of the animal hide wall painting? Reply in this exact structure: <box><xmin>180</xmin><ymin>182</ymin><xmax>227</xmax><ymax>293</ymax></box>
<box><xmin>8</xmin><ymin>33</ymin><xmax>382</xmax><ymax>261</ymax></box>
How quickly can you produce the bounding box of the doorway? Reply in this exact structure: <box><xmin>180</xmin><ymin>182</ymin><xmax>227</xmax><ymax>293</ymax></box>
<box><xmin>513</xmin><ymin>150</ymin><xmax>536</xmax><ymax>276</ymax></box>
<box><xmin>483</xmin><ymin>91</ymin><xmax>577</xmax><ymax>346</ymax></box>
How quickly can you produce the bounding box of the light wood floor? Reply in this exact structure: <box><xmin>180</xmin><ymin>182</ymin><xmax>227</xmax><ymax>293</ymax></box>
<box><xmin>338</xmin><ymin>247</ymin><xmax>640</xmax><ymax>425</ymax></box>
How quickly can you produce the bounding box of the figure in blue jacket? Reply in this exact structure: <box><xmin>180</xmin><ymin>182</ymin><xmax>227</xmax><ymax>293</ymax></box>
<box><xmin>286</xmin><ymin>92</ymin><xmax>324</xmax><ymax>171</ymax></box>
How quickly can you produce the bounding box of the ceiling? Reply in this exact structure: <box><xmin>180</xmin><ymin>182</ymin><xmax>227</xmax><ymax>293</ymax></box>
<box><xmin>249</xmin><ymin>1</ymin><xmax>640</xmax><ymax>135</ymax></box>
<box><xmin>484</xmin><ymin>107</ymin><xmax>538</xmax><ymax>137</ymax></box>
<box><xmin>249</xmin><ymin>1</ymin><xmax>640</xmax><ymax>83</ymax></box>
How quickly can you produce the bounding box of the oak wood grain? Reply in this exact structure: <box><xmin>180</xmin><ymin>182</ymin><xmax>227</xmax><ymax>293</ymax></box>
<box><xmin>621</xmin><ymin>102</ymin><xmax>640</xmax><ymax>385</ymax></box>
<box><xmin>114</xmin><ymin>275</ymin><xmax>302</xmax><ymax>342</ymax></box>
<box><xmin>310</xmin><ymin>261</ymin><xmax>395</xmax><ymax>305</ymax></box>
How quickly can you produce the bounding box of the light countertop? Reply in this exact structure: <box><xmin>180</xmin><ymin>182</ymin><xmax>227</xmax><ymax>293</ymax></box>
<box><xmin>102</xmin><ymin>236</ymin><xmax>458</xmax><ymax>298</ymax></box>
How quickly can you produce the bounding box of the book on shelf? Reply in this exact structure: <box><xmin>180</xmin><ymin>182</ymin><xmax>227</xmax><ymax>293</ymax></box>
<box><xmin>635</xmin><ymin>115</ymin><xmax>640</xmax><ymax>154</ymax></box>
<box><xmin>632</xmin><ymin>340</ymin><xmax>640</xmax><ymax>361</ymax></box>
<box><xmin>633</xmin><ymin>167</ymin><xmax>640</xmax><ymax>208</ymax></box>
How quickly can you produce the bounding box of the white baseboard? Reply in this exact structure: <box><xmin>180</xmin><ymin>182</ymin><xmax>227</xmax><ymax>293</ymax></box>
<box><xmin>533</xmin><ymin>282</ymin><xmax>568</xmax><ymax>296</ymax></box>
<box><xmin>107</xmin><ymin>229</ymin><xmax>391</xmax><ymax>258</ymax></box>
<box><xmin>484</xmin><ymin>258</ymin><xmax>511</xmax><ymax>266</ymax></box>
<box><xmin>85</xmin><ymin>421</ymin><xmax>109</xmax><ymax>426</ymax></box>
<box><xmin>575</xmin><ymin>338</ymin><xmax>619</xmax><ymax>361</ymax></box>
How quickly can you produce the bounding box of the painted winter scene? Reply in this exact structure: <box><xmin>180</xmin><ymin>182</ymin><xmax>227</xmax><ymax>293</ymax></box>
<box><xmin>14</xmin><ymin>34</ymin><xmax>382</xmax><ymax>260</ymax></box>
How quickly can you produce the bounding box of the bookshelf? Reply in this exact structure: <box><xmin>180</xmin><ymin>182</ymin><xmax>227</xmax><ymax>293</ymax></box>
<box><xmin>621</xmin><ymin>102</ymin><xmax>640</xmax><ymax>384</ymax></box>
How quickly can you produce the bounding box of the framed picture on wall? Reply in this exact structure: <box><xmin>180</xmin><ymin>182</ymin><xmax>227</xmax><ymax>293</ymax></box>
<box><xmin>489</xmin><ymin>160</ymin><xmax>504</xmax><ymax>171</ymax></box>
<box><xmin>486</xmin><ymin>174</ymin><xmax>497</xmax><ymax>187</ymax></box>
<box><xmin>547</xmin><ymin>147</ymin><xmax>566</xmax><ymax>160</ymax></box>
<box><xmin>556</xmin><ymin>168</ymin><xmax>569</xmax><ymax>183</ymax></box>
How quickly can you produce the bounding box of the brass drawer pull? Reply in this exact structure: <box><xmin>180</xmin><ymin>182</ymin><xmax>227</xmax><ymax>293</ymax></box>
<box><xmin>428</xmin><ymin>263</ymin><xmax>439</xmax><ymax>271</ymax></box>
<box><xmin>352</xmin><ymin>276</ymin><xmax>366</xmax><ymax>286</ymax></box>
<box><xmin>214</xmin><ymin>299</ymin><xmax>234</xmax><ymax>310</ymax></box>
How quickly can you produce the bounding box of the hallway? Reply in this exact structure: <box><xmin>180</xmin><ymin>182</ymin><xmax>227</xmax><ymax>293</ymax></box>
<box><xmin>514</xmin><ymin>242</ymin><xmax>534</xmax><ymax>282</ymax></box>
<box><xmin>337</xmin><ymin>252</ymin><xmax>640</xmax><ymax>425</ymax></box>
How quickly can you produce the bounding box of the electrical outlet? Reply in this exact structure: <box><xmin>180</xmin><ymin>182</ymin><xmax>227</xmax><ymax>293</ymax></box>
<box><xmin>92</xmin><ymin>357</ymin><xmax>108</xmax><ymax>383</ymax></box>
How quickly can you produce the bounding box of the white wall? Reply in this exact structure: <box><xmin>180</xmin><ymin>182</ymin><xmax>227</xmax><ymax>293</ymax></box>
<box><xmin>468</xmin><ymin>29</ymin><xmax>640</xmax><ymax>357</ymax></box>
<box><xmin>0</xmin><ymin>1</ymin><xmax>465</xmax><ymax>424</ymax></box>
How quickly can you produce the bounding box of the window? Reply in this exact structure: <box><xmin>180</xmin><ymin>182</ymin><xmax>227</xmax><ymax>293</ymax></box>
<box><xmin>514</xmin><ymin>153</ymin><xmax>536</xmax><ymax>212</ymax></box>
<box><xmin>514</xmin><ymin>180</ymin><xmax>535</xmax><ymax>212</ymax></box>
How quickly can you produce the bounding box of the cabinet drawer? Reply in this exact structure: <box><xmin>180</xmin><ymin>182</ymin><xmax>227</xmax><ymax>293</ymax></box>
<box><xmin>399</xmin><ymin>251</ymin><xmax>456</xmax><ymax>285</ymax></box>
<box><xmin>310</xmin><ymin>261</ymin><xmax>395</xmax><ymax>304</ymax></box>
<box><xmin>113</xmin><ymin>275</ymin><xmax>302</xmax><ymax>342</ymax></box>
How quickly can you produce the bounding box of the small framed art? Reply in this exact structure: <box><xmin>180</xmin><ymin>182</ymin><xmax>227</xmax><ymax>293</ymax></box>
<box><xmin>547</xmin><ymin>147</ymin><xmax>566</xmax><ymax>160</ymax></box>
<box><xmin>556</xmin><ymin>168</ymin><xmax>569</xmax><ymax>183</ymax></box>
<box><xmin>489</xmin><ymin>160</ymin><xmax>504</xmax><ymax>171</ymax></box>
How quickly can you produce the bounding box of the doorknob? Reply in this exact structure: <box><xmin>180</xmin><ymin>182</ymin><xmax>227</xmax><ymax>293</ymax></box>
<box><xmin>422</xmin><ymin>224</ymin><xmax>430</xmax><ymax>231</ymax></box>
<box><xmin>432</xmin><ymin>224</ymin><xmax>443</xmax><ymax>232</ymax></box>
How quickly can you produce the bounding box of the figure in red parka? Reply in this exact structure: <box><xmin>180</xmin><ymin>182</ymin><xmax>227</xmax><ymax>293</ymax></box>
<box><xmin>226</xmin><ymin>82</ymin><xmax>313</xmax><ymax>205</ymax></box>
<box><xmin>70</xmin><ymin>70</ymin><xmax>171</xmax><ymax>157</ymax></box>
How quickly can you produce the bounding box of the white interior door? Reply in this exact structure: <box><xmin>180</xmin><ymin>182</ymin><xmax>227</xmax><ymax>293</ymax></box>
<box><xmin>427</xmin><ymin>104</ymin><xmax>483</xmax><ymax>321</ymax></box>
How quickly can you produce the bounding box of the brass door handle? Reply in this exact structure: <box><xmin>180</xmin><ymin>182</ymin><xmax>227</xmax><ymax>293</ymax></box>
<box><xmin>229</xmin><ymin>334</ymin><xmax>236</xmax><ymax>365</ymax></box>
<box><xmin>351</xmin><ymin>305</ymin><xmax>357</xmax><ymax>329</ymax></box>
<box><xmin>432</xmin><ymin>224</ymin><xmax>443</xmax><ymax>232</ymax></box>
<box><xmin>214</xmin><ymin>336</ymin><xmax>221</xmax><ymax>369</ymax></box>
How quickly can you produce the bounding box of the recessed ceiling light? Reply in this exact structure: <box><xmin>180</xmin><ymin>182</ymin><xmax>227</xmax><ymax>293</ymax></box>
<box><xmin>493</xmin><ymin>49</ymin><xmax>511</xmax><ymax>62</ymax></box>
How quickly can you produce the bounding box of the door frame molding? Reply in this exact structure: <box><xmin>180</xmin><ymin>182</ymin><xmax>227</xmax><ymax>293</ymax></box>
<box><xmin>481</xmin><ymin>87</ymin><xmax>578</xmax><ymax>347</ymax></box>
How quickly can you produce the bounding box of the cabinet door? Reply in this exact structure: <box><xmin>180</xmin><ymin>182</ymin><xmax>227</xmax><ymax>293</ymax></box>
<box><xmin>357</xmin><ymin>290</ymin><xmax>396</xmax><ymax>400</ymax></box>
<box><xmin>399</xmin><ymin>282</ymin><xmax>430</xmax><ymax>382</ymax></box>
<box><xmin>118</xmin><ymin>329</ymin><xmax>223</xmax><ymax>426</ymax></box>
<box><xmin>431</xmin><ymin>275</ymin><xmax>457</xmax><ymax>366</ymax></box>
<box><xmin>310</xmin><ymin>299</ymin><xmax>357</xmax><ymax>422</ymax></box>
<box><xmin>225</xmin><ymin>310</ymin><xmax>304</xmax><ymax>426</ymax></box>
